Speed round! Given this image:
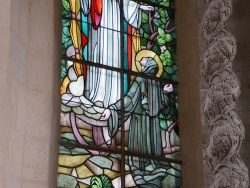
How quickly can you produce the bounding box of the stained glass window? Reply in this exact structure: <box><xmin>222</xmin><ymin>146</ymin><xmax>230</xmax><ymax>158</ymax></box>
<box><xmin>58</xmin><ymin>0</ymin><xmax>181</xmax><ymax>187</ymax></box>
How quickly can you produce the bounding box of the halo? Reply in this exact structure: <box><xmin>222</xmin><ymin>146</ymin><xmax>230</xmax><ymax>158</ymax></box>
<box><xmin>135</xmin><ymin>50</ymin><xmax>163</xmax><ymax>77</ymax></box>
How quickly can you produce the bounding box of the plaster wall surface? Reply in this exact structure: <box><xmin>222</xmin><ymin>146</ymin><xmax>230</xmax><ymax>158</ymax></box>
<box><xmin>0</xmin><ymin>0</ymin><xmax>11</xmax><ymax>185</ymax></box>
<box><xmin>0</xmin><ymin>0</ymin><xmax>61</xmax><ymax>187</ymax></box>
<box><xmin>197</xmin><ymin>0</ymin><xmax>250</xmax><ymax>187</ymax></box>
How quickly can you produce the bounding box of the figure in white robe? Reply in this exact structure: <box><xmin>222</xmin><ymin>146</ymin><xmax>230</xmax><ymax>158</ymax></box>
<box><xmin>81</xmin><ymin>0</ymin><xmax>154</xmax><ymax>148</ymax></box>
<box><xmin>82</xmin><ymin>0</ymin><xmax>154</xmax><ymax>107</ymax></box>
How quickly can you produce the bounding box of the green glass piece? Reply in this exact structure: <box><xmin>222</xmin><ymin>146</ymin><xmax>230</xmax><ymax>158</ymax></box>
<box><xmin>57</xmin><ymin>174</ymin><xmax>77</xmax><ymax>188</ymax></box>
<box><xmin>89</xmin><ymin>156</ymin><xmax>113</xmax><ymax>169</ymax></box>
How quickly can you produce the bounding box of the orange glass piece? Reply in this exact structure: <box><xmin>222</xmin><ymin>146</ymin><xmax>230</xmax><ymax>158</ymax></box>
<box><xmin>90</xmin><ymin>0</ymin><xmax>102</xmax><ymax>29</ymax></box>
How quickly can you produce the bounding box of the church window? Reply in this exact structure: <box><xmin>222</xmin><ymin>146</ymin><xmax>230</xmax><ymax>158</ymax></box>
<box><xmin>58</xmin><ymin>0</ymin><xmax>181</xmax><ymax>187</ymax></box>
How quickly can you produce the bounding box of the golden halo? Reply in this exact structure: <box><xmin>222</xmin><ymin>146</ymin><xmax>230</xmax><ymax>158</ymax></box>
<box><xmin>135</xmin><ymin>50</ymin><xmax>163</xmax><ymax>77</ymax></box>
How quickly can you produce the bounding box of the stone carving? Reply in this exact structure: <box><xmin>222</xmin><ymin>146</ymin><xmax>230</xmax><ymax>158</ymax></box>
<box><xmin>201</xmin><ymin>0</ymin><xmax>249</xmax><ymax>187</ymax></box>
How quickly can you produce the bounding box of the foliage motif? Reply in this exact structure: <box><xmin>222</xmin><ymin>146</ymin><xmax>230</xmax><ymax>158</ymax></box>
<box><xmin>202</xmin><ymin>0</ymin><xmax>249</xmax><ymax>187</ymax></box>
<box><xmin>140</xmin><ymin>2</ymin><xmax>178</xmax><ymax>124</ymax></box>
<box><xmin>91</xmin><ymin>175</ymin><xmax>112</xmax><ymax>188</ymax></box>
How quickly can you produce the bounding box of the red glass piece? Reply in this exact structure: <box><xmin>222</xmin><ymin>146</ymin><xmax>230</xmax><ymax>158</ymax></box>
<box><xmin>90</xmin><ymin>0</ymin><xmax>102</xmax><ymax>30</ymax></box>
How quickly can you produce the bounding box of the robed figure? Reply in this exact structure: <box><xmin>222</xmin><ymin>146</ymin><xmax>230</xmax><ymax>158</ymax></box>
<box><xmin>81</xmin><ymin>0</ymin><xmax>154</xmax><ymax>148</ymax></box>
<box><xmin>81</xmin><ymin>0</ymin><xmax>154</xmax><ymax>107</ymax></box>
<box><xmin>101</xmin><ymin>57</ymin><xmax>173</xmax><ymax>187</ymax></box>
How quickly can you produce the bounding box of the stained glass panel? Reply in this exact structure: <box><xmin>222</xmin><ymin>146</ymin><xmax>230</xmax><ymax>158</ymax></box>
<box><xmin>124</xmin><ymin>155</ymin><xmax>181</xmax><ymax>187</ymax></box>
<box><xmin>61</xmin><ymin>65</ymin><xmax>122</xmax><ymax>149</ymax></box>
<box><xmin>59</xmin><ymin>0</ymin><xmax>180</xmax><ymax>187</ymax></box>
<box><xmin>58</xmin><ymin>144</ymin><xmax>122</xmax><ymax>187</ymax></box>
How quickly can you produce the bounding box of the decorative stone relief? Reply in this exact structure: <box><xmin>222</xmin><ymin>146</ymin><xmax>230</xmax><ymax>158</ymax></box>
<box><xmin>201</xmin><ymin>0</ymin><xmax>249</xmax><ymax>187</ymax></box>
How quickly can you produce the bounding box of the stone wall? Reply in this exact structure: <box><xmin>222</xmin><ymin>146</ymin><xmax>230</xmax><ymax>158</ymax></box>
<box><xmin>232</xmin><ymin>0</ymin><xmax>250</xmax><ymax>176</ymax></box>
<box><xmin>0</xmin><ymin>0</ymin><xmax>61</xmax><ymax>187</ymax></box>
<box><xmin>0</xmin><ymin>0</ymin><xmax>11</xmax><ymax>184</ymax></box>
<box><xmin>197</xmin><ymin>0</ymin><xmax>250</xmax><ymax>187</ymax></box>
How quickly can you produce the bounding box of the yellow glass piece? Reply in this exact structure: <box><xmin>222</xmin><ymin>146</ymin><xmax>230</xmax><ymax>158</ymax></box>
<box><xmin>73</xmin><ymin>62</ymin><xmax>83</xmax><ymax>76</ymax></box>
<box><xmin>69</xmin><ymin>0</ymin><xmax>80</xmax><ymax>15</ymax></box>
<box><xmin>116</xmin><ymin>146</ymin><xmax>121</xmax><ymax>149</ymax></box>
<box><xmin>130</xmin><ymin>29</ymin><xmax>141</xmax><ymax>83</ymax></box>
<box><xmin>60</xmin><ymin>126</ymin><xmax>72</xmax><ymax>133</ymax></box>
<box><xmin>78</xmin><ymin>128</ymin><xmax>92</xmax><ymax>138</ymax></box>
<box><xmin>58</xmin><ymin>166</ymin><xmax>72</xmax><ymax>175</ymax></box>
<box><xmin>70</xmin><ymin>20</ymin><xmax>82</xmax><ymax>58</ymax></box>
<box><xmin>69</xmin><ymin>0</ymin><xmax>82</xmax><ymax>56</ymax></box>
<box><xmin>58</xmin><ymin>154</ymin><xmax>90</xmax><ymax>167</ymax></box>
<box><xmin>60</xmin><ymin>126</ymin><xmax>93</xmax><ymax>138</ymax></box>
<box><xmin>78</xmin><ymin>182</ymin><xmax>89</xmax><ymax>188</ymax></box>
<box><xmin>104</xmin><ymin>169</ymin><xmax>121</xmax><ymax>180</ymax></box>
<box><xmin>132</xmin><ymin>29</ymin><xmax>141</xmax><ymax>53</ymax></box>
<box><xmin>76</xmin><ymin>164</ymin><xmax>94</xmax><ymax>178</ymax></box>
<box><xmin>69</xmin><ymin>0</ymin><xmax>83</xmax><ymax>76</ymax></box>
<box><xmin>108</xmin><ymin>157</ymin><xmax>120</xmax><ymax>171</ymax></box>
<box><xmin>61</xmin><ymin>76</ymin><xmax>70</xmax><ymax>94</ymax></box>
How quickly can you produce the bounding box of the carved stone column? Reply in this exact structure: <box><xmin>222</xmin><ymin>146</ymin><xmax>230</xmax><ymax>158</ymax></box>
<box><xmin>201</xmin><ymin>0</ymin><xmax>249</xmax><ymax>187</ymax></box>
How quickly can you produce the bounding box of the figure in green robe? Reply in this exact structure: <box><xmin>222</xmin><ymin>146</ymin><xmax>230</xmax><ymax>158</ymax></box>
<box><xmin>100</xmin><ymin>57</ymin><xmax>173</xmax><ymax>187</ymax></box>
